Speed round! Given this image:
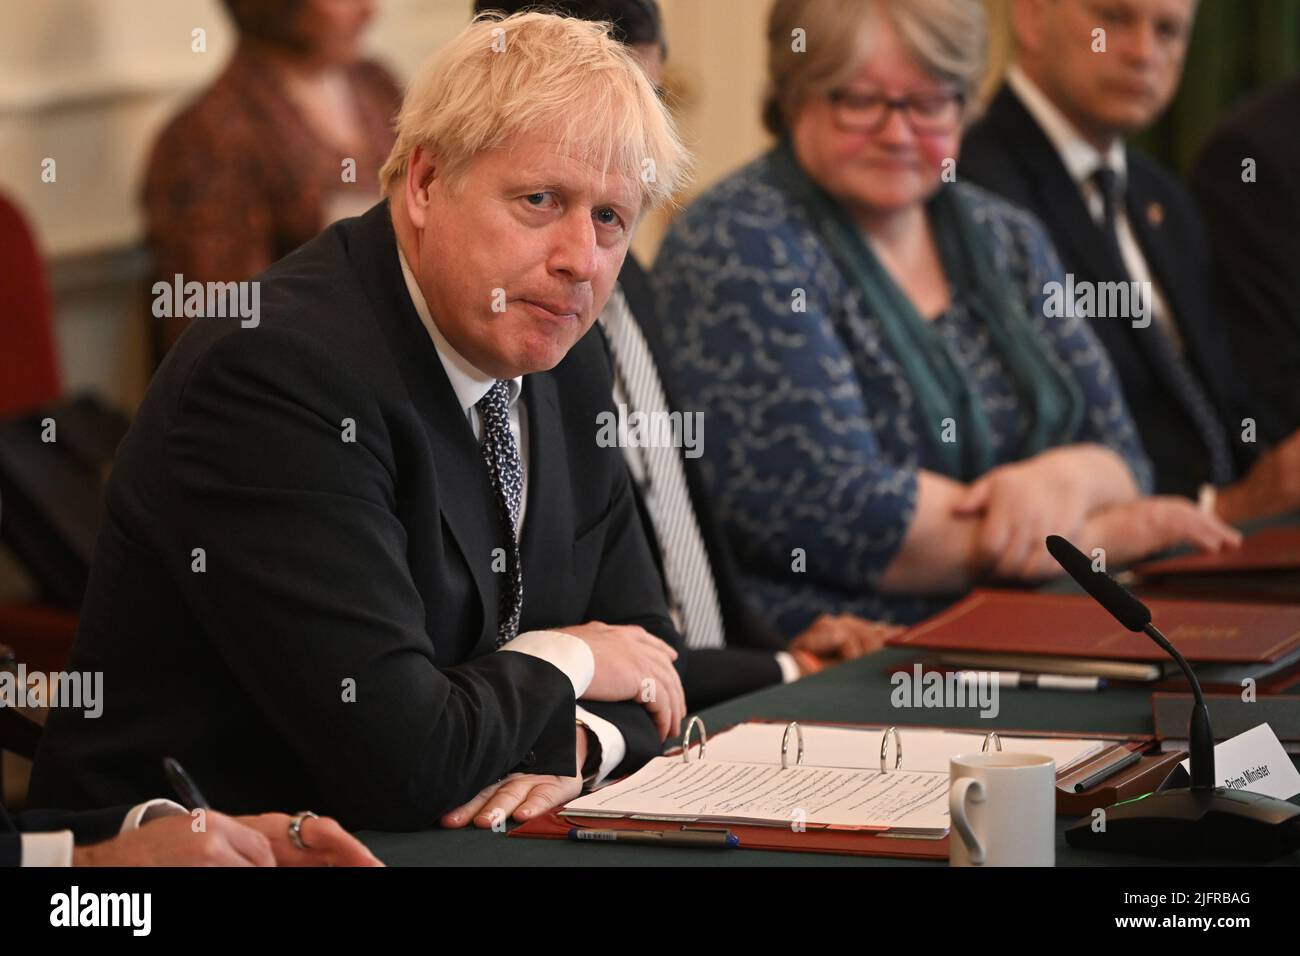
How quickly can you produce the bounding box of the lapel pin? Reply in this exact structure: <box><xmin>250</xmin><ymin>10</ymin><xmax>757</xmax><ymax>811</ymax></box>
<box><xmin>1147</xmin><ymin>202</ymin><xmax>1164</xmax><ymax>227</ymax></box>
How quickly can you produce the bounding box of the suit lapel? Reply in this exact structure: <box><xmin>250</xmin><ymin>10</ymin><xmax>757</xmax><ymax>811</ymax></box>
<box><xmin>1123</xmin><ymin>170</ymin><xmax>1216</xmax><ymax>388</ymax></box>
<box><xmin>993</xmin><ymin>87</ymin><xmax>1190</xmax><ymax>397</ymax></box>
<box><xmin>347</xmin><ymin>202</ymin><xmax>500</xmax><ymax>656</ymax></box>
<box><xmin>994</xmin><ymin>88</ymin><xmax>1125</xmax><ymax>284</ymax></box>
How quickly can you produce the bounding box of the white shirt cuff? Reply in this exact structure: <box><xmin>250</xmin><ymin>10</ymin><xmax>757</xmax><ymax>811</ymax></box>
<box><xmin>499</xmin><ymin>629</ymin><xmax>594</xmax><ymax>698</ymax></box>
<box><xmin>19</xmin><ymin>799</ymin><xmax>188</xmax><ymax>866</ymax></box>
<box><xmin>574</xmin><ymin>705</ymin><xmax>626</xmax><ymax>786</ymax></box>
<box><xmin>20</xmin><ymin>830</ymin><xmax>75</xmax><ymax>867</ymax></box>
<box><xmin>120</xmin><ymin>799</ymin><xmax>189</xmax><ymax>833</ymax></box>
<box><xmin>774</xmin><ymin>651</ymin><xmax>802</xmax><ymax>684</ymax></box>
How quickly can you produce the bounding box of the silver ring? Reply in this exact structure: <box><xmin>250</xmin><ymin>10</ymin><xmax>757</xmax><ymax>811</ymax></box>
<box><xmin>289</xmin><ymin>810</ymin><xmax>319</xmax><ymax>850</ymax></box>
<box><xmin>982</xmin><ymin>731</ymin><xmax>1003</xmax><ymax>753</ymax></box>
<box><xmin>780</xmin><ymin>721</ymin><xmax>804</xmax><ymax>769</ymax></box>
<box><xmin>682</xmin><ymin>715</ymin><xmax>707</xmax><ymax>763</ymax></box>
<box><xmin>880</xmin><ymin>726</ymin><xmax>902</xmax><ymax>773</ymax></box>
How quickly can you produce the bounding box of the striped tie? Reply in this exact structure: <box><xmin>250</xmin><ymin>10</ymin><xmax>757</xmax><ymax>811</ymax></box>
<box><xmin>600</xmin><ymin>289</ymin><xmax>726</xmax><ymax>649</ymax></box>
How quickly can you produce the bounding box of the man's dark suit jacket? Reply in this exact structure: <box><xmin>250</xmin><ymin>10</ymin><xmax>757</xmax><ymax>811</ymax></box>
<box><xmin>29</xmin><ymin>202</ymin><xmax>679</xmax><ymax>830</ymax></box>
<box><xmin>960</xmin><ymin>84</ymin><xmax>1264</xmax><ymax>497</ymax></box>
<box><xmin>1</xmin><ymin>800</ymin><xmax>128</xmax><ymax>866</ymax></box>
<box><xmin>1191</xmin><ymin>76</ymin><xmax>1300</xmax><ymax>435</ymax></box>
<box><xmin>610</xmin><ymin>256</ymin><xmax>788</xmax><ymax>711</ymax></box>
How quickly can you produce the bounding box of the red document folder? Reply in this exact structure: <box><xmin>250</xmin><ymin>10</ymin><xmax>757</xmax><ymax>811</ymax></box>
<box><xmin>1132</xmin><ymin>528</ymin><xmax>1300</xmax><ymax>603</ymax></box>
<box><xmin>510</xmin><ymin>810</ymin><xmax>952</xmax><ymax>859</ymax></box>
<box><xmin>886</xmin><ymin>590</ymin><xmax>1300</xmax><ymax>664</ymax></box>
<box><xmin>1136</xmin><ymin>527</ymin><xmax>1300</xmax><ymax>576</ymax></box>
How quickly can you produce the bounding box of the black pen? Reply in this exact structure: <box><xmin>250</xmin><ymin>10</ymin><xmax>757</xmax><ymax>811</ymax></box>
<box><xmin>1072</xmin><ymin>749</ymin><xmax>1142</xmax><ymax>793</ymax></box>
<box><xmin>163</xmin><ymin>756</ymin><xmax>211</xmax><ymax>810</ymax></box>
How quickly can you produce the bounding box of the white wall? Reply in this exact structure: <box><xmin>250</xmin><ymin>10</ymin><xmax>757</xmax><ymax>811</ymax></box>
<box><xmin>0</xmin><ymin>0</ymin><xmax>467</xmax><ymax>409</ymax></box>
<box><xmin>0</xmin><ymin>0</ymin><xmax>465</xmax><ymax>258</ymax></box>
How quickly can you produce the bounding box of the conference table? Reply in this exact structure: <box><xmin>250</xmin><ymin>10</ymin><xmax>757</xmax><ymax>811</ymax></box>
<box><xmin>359</xmin><ymin>643</ymin><xmax>1300</xmax><ymax>867</ymax></box>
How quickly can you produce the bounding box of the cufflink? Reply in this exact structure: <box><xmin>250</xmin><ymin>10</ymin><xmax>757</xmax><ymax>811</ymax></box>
<box><xmin>1147</xmin><ymin>202</ymin><xmax>1164</xmax><ymax>227</ymax></box>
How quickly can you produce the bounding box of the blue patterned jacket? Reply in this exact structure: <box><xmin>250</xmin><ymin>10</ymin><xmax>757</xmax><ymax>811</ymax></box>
<box><xmin>652</xmin><ymin>148</ymin><xmax>1153</xmax><ymax>633</ymax></box>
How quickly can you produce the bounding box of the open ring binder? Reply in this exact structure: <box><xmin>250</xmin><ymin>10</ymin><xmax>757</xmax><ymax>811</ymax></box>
<box><xmin>540</xmin><ymin>719</ymin><xmax>1177</xmax><ymax>855</ymax></box>
<box><xmin>682</xmin><ymin>715</ymin><xmax>707</xmax><ymax>763</ymax></box>
<box><xmin>780</xmin><ymin>721</ymin><xmax>804</xmax><ymax>769</ymax></box>
<box><xmin>879</xmin><ymin>726</ymin><xmax>902</xmax><ymax>772</ymax></box>
<box><xmin>680</xmin><ymin>720</ymin><xmax>1013</xmax><ymax>777</ymax></box>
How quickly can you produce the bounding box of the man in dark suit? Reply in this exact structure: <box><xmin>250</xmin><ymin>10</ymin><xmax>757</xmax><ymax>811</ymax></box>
<box><xmin>30</xmin><ymin>12</ymin><xmax>689</xmax><ymax>831</ymax></box>
<box><xmin>1191</xmin><ymin>75</ymin><xmax>1300</xmax><ymax>436</ymax></box>
<box><xmin>961</xmin><ymin>0</ymin><xmax>1300</xmax><ymax>523</ymax></box>
<box><xmin>2</xmin><ymin>798</ymin><xmax>378</xmax><ymax>866</ymax></box>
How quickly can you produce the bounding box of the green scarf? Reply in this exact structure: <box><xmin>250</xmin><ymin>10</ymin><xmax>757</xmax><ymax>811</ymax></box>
<box><xmin>767</xmin><ymin>139</ymin><xmax>1083</xmax><ymax>480</ymax></box>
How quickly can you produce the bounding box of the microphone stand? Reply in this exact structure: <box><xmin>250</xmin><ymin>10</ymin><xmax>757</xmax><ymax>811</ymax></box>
<box><xmin>1042</xmin><ymin>535</ymin><xmax>1300</xmax><ymax>859</ymax></box>
<box><xmin>1143</xmin><ymin>623</ymin><xmax>1214</xmax><ymax>791</ymax></box>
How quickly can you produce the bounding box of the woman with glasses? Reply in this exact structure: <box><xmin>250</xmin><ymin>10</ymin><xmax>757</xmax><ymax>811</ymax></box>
<box><xmin>653</xmin><ymin>0</ymin><xmax>1238</xmax><ymax>634</ymax></box>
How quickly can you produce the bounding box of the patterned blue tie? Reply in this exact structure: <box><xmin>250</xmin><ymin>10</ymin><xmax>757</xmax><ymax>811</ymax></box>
<box><xmin>476</xmin><ymin>380</ymin><xmax>524</xmax><ymax>646</ymax></box>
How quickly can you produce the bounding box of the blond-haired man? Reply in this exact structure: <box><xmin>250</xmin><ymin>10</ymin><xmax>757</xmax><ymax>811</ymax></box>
<box><xmin>32</xmin><ymin>12</ymin><xmax>690</xmax><ymax>834</ymax></box>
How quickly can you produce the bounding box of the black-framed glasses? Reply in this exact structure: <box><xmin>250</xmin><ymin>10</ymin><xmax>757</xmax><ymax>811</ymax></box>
<box><xmin>827</xmin><ymin>88</ymin><xmax>965</xmax><ymax>135</ymax></box>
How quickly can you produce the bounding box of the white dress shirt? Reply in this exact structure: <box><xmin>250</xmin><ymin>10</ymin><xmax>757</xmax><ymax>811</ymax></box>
<box><xmin>397</xmin><ymin>247</ymin><xmax>625</xmax><ymax>784</ymax></box>
<box><xmin>20</xmin><ymin>798</ymin><xmax>188</xmax><ymax>867</ymax></box>
<box><xmin>1006</xmin><ymin>65</ymin><xmax>1182</xmax><ymax>349</ymax></box>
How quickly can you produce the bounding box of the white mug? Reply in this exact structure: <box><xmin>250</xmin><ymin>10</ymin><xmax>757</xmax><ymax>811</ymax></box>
<box><xmin>949</xmin><ymin>752</ymin><xmax>1056</xmax><ymax>867</ymax></box>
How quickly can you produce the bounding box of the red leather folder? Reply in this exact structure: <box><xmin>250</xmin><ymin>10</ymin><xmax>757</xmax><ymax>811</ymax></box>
<box><xmin>1132</xmin><ymin>528</ymin><xmax>1300</xmax><ymax>603</ymax></box>
<box><xmin>887</xmin><ymin>590</ymin><xmax>1300</xmax><ymax>664</ymax></box>
<box><xmin>510</xmin><ymin>809</ymin><xmax>952</xmax><ymax>859</ymax></box>
<box><xmin>1136</xmin><ymin>527</ymin><xmax>1300</xmax><ymax>576</ymax></box>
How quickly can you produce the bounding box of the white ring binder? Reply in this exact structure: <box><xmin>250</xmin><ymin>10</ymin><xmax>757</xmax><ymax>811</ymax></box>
<box><xmin>982</xmin><ymin>731</ymin><xmax>1003</xmax><ymax>752</ymax></box>
<box><xmin>682</xmin><ymin>715</ymin><xmax>707</xmax><ymax>763</ymax></box>
<box><xmin>880</xmin><ymin>726</ymin><xmax>902</xmax><ymax>772</ymax></box>
<box><xmin>780</xmin><ymin>721</ymin><xmax>804</xmax><ymax>769</ymax></box>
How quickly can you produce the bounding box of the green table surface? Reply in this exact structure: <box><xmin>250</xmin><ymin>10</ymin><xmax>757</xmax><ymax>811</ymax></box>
<box><xmin>359</xmin><ymin>646</ymin><xmax>1300</xmax><ymax>866</ymax></box>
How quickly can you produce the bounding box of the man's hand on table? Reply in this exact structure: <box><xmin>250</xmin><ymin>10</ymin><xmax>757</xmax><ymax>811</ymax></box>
<box><xmin>788</xmin><ymin>614</ymin><xmax>905</xmax><ymax>674</ymax></box>
<box><xmin>440</xmin><ymin>723</ymin><xmax>586</xmax><ymax>829</ymax></box>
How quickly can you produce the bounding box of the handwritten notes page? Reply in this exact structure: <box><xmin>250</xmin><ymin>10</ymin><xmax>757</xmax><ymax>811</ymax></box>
<box><xmin>561</xmin><ymin>756</ymin><xmax>950</xmax><ymax>833</ymax></box>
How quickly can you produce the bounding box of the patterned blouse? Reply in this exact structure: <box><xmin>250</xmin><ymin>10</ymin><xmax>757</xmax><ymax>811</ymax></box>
<box><xmin>142</xmin><ymin>42</ymin><xmax>402</xmax><ymax>352</ymax></box>
<box><xmin>652</xmin><ymin>148</ymin><xmax>1152</xmax><ymax>634</ymax></box>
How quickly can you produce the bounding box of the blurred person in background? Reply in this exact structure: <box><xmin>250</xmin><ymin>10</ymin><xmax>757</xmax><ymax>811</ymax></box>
<box><xmin>143</xmin><ymin>0</ymin><xmax>401</xmax><ymax>353</ymax></box>
<box><xmin>474</xmin><ymin>0</ymin><xmax>668</xmax><ymax>95</ymax></box>
<box><xmin>653</xmin><ymin>0</ymin><xmax>1238</xmax><ymax>635</ymax></box>
<box><xmin>962</xmin><ymin>0</ymin><xmax>1300</xmax><ymax>524</ymax></box>
<box><xmin>1190</xmin><ymin>74</ymin><xmax>1300</xmax><ymax>438</ymax></box>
